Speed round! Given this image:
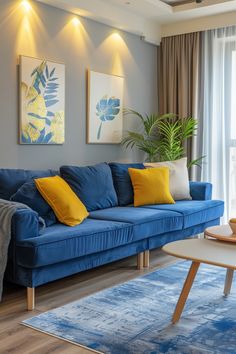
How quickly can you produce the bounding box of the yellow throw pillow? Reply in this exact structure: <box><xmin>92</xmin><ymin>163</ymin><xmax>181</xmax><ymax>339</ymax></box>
<box><xmin>128</xmin><ymin>167</ymin><xmax>175</xmax><ymax>207</ymax></box>
<box><xmin>35</xmin><ymin>176</ymin><xmax>89</xmax><ymax>226</ymax></box>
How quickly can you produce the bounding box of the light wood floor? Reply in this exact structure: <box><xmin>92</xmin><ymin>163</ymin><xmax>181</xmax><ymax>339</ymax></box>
<box><xmin>0</xmin><ymin>249</ymin><xmax>177</xmax><ymax>354</ymax></box>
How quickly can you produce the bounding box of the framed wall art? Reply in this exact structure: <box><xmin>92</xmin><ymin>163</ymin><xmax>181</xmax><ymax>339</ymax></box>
<box><xmin>87</xmin><ymin>70</ymin><xmax>124</xmax><ymax>144</ymax></box>
<box><xmin>19</xmin><ymin>55</ymin><xmax>65</xmax><ymax>144</ymax></box>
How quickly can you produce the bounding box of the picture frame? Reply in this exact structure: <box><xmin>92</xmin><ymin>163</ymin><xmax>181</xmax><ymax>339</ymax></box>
<box><xmin>19</xmin><ymin>55</ymin><xmax>65</xmax><ymax>145</ymax></box>
<box><xmin>87</xmin><ymin>70</ymin><xmax>124</xmax><ymax>144</ymax></box>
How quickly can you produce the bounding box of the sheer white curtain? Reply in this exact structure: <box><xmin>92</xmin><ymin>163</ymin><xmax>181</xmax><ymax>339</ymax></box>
<box><xmin>201</xmin><ymin>27</ymin><xmax>236</xmax><ymax>221</ymax></box>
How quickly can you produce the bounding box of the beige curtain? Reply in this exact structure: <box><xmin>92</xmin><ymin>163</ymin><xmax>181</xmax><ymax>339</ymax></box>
<box><xmin>158</xmin><ymin>32</ymin><xmax>202</xmax><ymax>179</ymax></box>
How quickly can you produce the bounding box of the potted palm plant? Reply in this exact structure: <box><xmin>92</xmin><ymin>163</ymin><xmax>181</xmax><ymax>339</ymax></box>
<box><xmin>122</xmin><ymin>109</ymin><xmax>203</xmax><ymax>167</ymax></box>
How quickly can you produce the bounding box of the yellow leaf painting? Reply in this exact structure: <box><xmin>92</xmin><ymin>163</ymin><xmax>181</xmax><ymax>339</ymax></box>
<box><xmin>51</xmin><ymin>112</ymin><xmax>65</xmax><ymax>144</ymax></box>
<box><xmin>20</xmin><ymin>56</ymin><xmax>65</xmax><ymax>144</ymax></box>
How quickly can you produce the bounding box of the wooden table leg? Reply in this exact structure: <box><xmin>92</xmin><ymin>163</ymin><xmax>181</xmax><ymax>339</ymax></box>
<box><xmin>172</xmin><ymin>261</ymin><xmax>200</xmax><ymax>324</ymax></box>
<box><xmin>224</xmin><ymin>268</ymin><xmax>234</xmax><ymax>296</ymax></box>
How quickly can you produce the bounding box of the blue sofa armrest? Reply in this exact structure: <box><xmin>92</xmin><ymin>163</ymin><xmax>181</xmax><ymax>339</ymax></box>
<box><xmin>11</xmin><ymin>209</ymin><xmax>39</xmax><ymax>241</ymax></box>
<box><xmin>190</xmin><ymin>181</ymin><xmax>213</xmax><ymax>200</ymax></box>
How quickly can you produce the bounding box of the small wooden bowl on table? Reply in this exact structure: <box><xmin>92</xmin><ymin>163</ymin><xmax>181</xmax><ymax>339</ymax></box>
<box><xmin>204</xmin><ymin>220</ymin><xmax>236</xmax><ymax>243</ymax></box>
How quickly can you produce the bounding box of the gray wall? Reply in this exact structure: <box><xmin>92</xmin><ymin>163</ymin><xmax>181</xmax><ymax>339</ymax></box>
<box><xmin>0</xmin><ymin>0</ymin><xmax>157</xmax><ymax>169</ymax></box>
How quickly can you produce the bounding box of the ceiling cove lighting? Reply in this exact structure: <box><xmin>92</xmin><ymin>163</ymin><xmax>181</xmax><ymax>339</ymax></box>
<box><xmin>21</xmin><ymin>0</ymin><xmax>32</xmax><ymax>12</ymax></box>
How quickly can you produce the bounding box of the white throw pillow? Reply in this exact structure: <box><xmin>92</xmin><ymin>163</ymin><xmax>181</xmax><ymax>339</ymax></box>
<box><xmin>144</xmin><ymin>157</ymin><xmax>191</xmax><ymax>201</ymax></box>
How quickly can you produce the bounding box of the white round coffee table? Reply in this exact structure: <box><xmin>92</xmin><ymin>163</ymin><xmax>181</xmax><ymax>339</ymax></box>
<box><xmin>163</xmin><ymin>237</ymin><xmax>236</xmax><ymax>324</ymax></box>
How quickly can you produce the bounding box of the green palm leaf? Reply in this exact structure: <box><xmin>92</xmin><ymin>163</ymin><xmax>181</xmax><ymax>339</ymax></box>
<box><xmin>180</xmin><ymin>117</ymin><xmax>198</xmax><ymax>141</ymax></box>
<box><xmin>122</xmin><ymin>131</ymin><xmax>145</xmax><ymax>149</ymax></box>
<box><xmin>123</xmin><ymin>108</ymin><xmax>145</xmax><ymax>123</ymax></box>
<box><xmin>187</xmin><ymin>155</ymin><xmax>206</xmax><ymax>169</ymax></box>
<box><xmin>143</xmin><ymin>114</ymin><xmax>161</xmax><ymax>135</ymax></box>
<box><xmin>122</xmin><ymin>109</ymin><xmax>204</xmax><ymax>166</ymax></box>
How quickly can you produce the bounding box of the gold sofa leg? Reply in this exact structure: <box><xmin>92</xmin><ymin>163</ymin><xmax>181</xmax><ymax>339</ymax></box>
<box><xmin>144</xmin><ymin>250</ymin><xmax>150</xmax><ymax>268</ymax></box>
<box><xmin>27</xmin><ymin>287</ymin><xmax>35</xmax><ymax>311</ymax></box>
<box><xmin>137</xmin><ymin>252</ymin><xmax>144</xmax><ymax>270</ymax></box>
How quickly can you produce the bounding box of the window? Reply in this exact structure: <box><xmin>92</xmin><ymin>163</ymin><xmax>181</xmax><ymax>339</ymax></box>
<box><xmin>230</xmin><ymin>50</ymin><xmax>236</xmax><ymax>217</ymax></box>
<box><xmin>202</xmin><ymin>29</ymin><xmax>236</xmax><ymax>221</ymax></box>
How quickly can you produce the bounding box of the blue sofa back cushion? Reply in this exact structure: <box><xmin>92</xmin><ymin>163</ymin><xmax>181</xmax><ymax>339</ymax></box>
<box><xmin>0</xmin><ymin>168</ymin><xmax>57</xmax><ymax>200</ymax></box>
<box><xmin>10</xmin><ymin>180</ymin><xmax>57</xmax><ymax>227</ymax></box>
<box><xmin>109</xmin><ymin>162</ymin><xmax>145</xmax><ymax>206</ymax></box>
<box><xmin>60</xmin><ymin>163</ymin><xmax>118</xmax><ymax>212</ymax></box>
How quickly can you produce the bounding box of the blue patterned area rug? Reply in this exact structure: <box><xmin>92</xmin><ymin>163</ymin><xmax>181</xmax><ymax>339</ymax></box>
<box><xmin>22</xmin><ymin>262</ymin><xmax>236</xmax><ymax>354</ymax></box>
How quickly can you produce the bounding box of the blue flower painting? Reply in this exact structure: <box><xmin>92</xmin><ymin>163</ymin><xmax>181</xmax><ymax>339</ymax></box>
<box><xmin>96</xmin><ymin>96</ymin><xmax>120</xmax><ymax>140</ymax></box>
<box><xmin>87</xmin><ymin>71</ymin><xmax>124</xmax><ymax>144</ymax></box>
<box><xmin>20</xmin><ymin>56</ymin><xmax>65</xmax><ymax>145</ymax></box>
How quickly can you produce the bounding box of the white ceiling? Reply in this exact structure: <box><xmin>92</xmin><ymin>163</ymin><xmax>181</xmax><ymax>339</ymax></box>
<box><xmin>162</xmin><ymin>0</ymin><xmax>191</xmax><ymax>4</ymax></box>
<box><xmin>37</xmin><ymin>0</ymin><xmax>236</xmax><ymax>44</ymax></box>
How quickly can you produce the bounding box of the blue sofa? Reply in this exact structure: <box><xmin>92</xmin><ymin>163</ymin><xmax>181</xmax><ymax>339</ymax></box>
<box><xmin>1</xmin><ymin>163</ymin><xmax>224</xmax><ymax>310</ymax></box>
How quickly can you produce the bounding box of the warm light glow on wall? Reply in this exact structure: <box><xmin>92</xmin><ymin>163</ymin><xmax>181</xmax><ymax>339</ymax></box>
<box><xmin>111</xmin><ymin>32</ymin><xmax>122</xmax><ymax>42</ymax></box>
<box><xmin>55</xmin><ymin>16</ymin><xmax>93</xmax><ymax>58</ymax></box>
<box><xmin>72</xmin><ymin>17</ymin><xmax>80</xmax><ymax>26</ymax></box>
<box><xmin>21</xmin><ymin>0</ymin><xmax>32</xmax><ymax>12</ymax></box>
<box><xmin>12</xmin><ymin>0</ymin><xmax>47</xmax><ymax>56</ymax></box>
<box><xmin>98</xmin><ymin>31</ymin><xmax>134</xmax><ymax>76</ymax></box>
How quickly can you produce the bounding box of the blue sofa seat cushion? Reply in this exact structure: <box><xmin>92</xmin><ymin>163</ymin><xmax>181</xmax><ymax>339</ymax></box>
<box><xmin>89</xmin><ymin>207</ymin><xmax>183</xmax><ymax>240</ymax></box>
<box><xmin>60</xmin><ymin>163</ymin><xmax>118</xmax><ymax>211</ymax></box>
<box><xmin>142</xmin><ymin>200</ymin><xmax>224</xmax><ymax>228</ymax></box>
<box><xmin>15</xmin><ymin>219</ymin><xmax>133</xmax><ymax>268</ymax></box>
<box><xmin>109</xmin><ymin>162</ymin><xmax>144</xmax><ymax>206</ymax></box>
<box><xmin>10</xmin><ymin>180</ymin><xmax>57</xmax><ymax>227</ymax></box>
<box><xmin>0</xmin><ymin>168</ymin><xmax>57</xmax><ymax>200</ymax></box>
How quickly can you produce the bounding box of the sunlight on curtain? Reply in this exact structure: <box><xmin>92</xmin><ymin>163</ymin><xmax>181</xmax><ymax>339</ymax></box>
<box><xmin>201</xmin><ymin>26</ymin><xmax>236</xmax><ymax>222</ymax></box>
<box><xmin>230</xmin><ymin>51</ymin><xmax>236</xmax><ymax>217</ymax></box>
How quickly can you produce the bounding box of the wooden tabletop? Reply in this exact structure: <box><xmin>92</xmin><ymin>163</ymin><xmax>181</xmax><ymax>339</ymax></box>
<box><xmin>163</xmin><ymin>238</ymin><xmax>236</xmax><ymax>269</ymax></box>
<box><xmin>205</xmin><ymin>224</ymin><xmax>236</xmax><ymax>242</ymax></box>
